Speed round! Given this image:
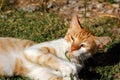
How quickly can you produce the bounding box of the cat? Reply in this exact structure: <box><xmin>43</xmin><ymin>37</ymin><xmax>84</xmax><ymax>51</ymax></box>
<box><xmin>0</xmin><ymin>14</ymin><xmax>111</xmax><ymax>80</ymax></box>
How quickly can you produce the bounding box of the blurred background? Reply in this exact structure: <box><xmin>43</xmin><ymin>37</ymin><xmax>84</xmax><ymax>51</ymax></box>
<box><xmin>0</xmin><ymin>0</ymin><xmax>120</xmax><ymax>20</ymax></box>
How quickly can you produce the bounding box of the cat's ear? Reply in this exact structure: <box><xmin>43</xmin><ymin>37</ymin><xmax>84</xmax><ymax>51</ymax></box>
<box><xmin>70</xmin><ymin>14</ymin><xmax>82</xmax><ymax>29</ymax></box>
<box><xmin>95</xmin><ymin>36</ymin><xmax>112</xmax><ymax>48</ymax></box>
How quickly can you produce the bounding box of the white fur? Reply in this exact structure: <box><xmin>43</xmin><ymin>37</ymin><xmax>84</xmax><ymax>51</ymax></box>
<box><xmin>24</xmin><ymin>38</ymin><xmax>80</xmax><ymax>80</ymax></box>
<box><xmin>0</xmin><ymin>38</ymin><xmax>82</xmax><ymax>80</ymax></box>
<box><xmin>25</xmin><ymin>38</ymin><xmax>70</xmax><ymax>60</ymax></box>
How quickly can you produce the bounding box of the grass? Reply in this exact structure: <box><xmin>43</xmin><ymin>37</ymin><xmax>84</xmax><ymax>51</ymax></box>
<box><xmin>0</xmin><ymin>9</ymin><xmax>68</xmax><ymax>42</ymax></box>
<box><xmin>0</xmin><ymin>7</ymin><xmax>120</xmax><ymax>80</ymax></box>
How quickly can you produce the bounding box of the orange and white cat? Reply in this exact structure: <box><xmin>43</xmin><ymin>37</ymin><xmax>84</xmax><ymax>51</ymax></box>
<box><xmin>0</xmin><ymin>14</ymin><xmax>111</xmax><ymax>80</ymax></box>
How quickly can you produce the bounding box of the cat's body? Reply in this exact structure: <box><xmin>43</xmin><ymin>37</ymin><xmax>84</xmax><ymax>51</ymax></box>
<box><xmin>0</xmin><ymin>15</ymin><xmax>111</xmax><ymax>80</ymax></box>
<box><xmin>0</xmin><ymin>34</ymin><xmax>85</xmax><ymax>80</ymax></box>
<box><xmin>0</xmin><ymin>37</ymin><xmax>77</xmax><ymax>80</ymax></box>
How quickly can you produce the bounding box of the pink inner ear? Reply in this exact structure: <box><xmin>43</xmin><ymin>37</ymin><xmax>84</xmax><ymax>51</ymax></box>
<box><xmin>95</xmin><ymin>37</ymin><xmax>112</xmax><ymax>48</ymax></box>
<box><xmin>99</xmin><ymin>42</ymin><xmax>104</xmax><ymax>48</ymax></box>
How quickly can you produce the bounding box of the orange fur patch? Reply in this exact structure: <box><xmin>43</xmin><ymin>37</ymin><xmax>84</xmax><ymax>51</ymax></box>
<box><xmin>36</xmin><ymin>55</ymin><xmax>42</xmax><ymax>64</ymax></box>
<box><xmin>49</xmin><ymin>77</ymin><xmax>63</xmax><ymax>80</ymax></box>
<box><xmin>0</xmin><ymin>40</ymin><xmax>9</xmax><ymax>53</ymax></box>
<box><xmin>0</xmin><ymin>66</ymin><xmax>3</xmax><ymax>77</ymax></box>
<box><xmin>7</xmin><ymin>38</ymin><xmax>16</xmax><ymax>48</ymax></box>
<box><xmin>43</xmin><ymin>56</ymin><xmax>59</xmax><ymax>70</ymax></box>
<box><xmin>0</xmin><ymin>38</ymin><xmax>36</xmax><ymax>54</ymax></box>
<box><xmin>22</xmin><ymin>40</ymin><xmax>36</xmax><ymax>48</ymax></box>
<box><xmin>42</xmin><ymin>47</ymin><xmax>57</xmax><ymax>56</ymax></box>
<box><xmin>14</xmin><ymin>58</ymin><xmax>28</xmax><ymax>76</ymax></box>
<box><xmin>24</xmin><ymin>51</ymin><xmax>59</xmax><ymax>70</ymax></box>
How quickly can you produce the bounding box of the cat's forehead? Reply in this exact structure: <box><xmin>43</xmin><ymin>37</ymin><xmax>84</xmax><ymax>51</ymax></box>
<box><xmin>79</xmin><ymin>29</ymin><xmax>93</xmax><ymax>36</ymax></box>
<box><xmin>72</xmin><ymin>29</ymin><xmax>93</xmax><ymax>38</ymax></box>
<box><xmin>75</xmin><ymin>29</ymin><xmax>94</xmax><ymax>42</ymax></box>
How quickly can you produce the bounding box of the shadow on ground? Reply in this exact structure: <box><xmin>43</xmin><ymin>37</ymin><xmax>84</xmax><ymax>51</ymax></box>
<box><xmin>78</xmin><ymin>42</ymin><xmax>120</xmax><ymax>80</ymax></box>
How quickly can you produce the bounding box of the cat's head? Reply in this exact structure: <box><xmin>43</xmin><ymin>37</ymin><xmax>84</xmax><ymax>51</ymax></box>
<box><xmin>65</xmin><ymin>14</ymin><xmax>111</xmax><ymax>61</ymax></box>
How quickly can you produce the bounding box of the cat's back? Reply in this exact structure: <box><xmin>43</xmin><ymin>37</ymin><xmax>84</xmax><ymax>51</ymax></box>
<box><xmin>0</xmin><ymin>37</ymin><xmax>36</xmax><ymax>76</ymax></box>
<box><xmin>0</xmin><ymin>37</ymin><xmax>36</xmax><ymax>54</ymax></box>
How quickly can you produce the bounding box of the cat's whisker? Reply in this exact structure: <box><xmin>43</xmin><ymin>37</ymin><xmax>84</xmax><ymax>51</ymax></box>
<box><xmin>80</xmin><ymin>55</ymin><xmax>86</xmax><ymax>68</ymax></box>
<box><xmin>81</xmin><ymin>54</ymin><xmax>89</xmax><ymax>69</ymax></box>
<box><xmin>84</xmin><ymin>56</ymin><xmax>89</xmax><ymax>67</ymax></box>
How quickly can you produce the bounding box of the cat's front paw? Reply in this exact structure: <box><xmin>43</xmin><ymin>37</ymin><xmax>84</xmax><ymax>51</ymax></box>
<box><xmin>59</xmin><ymin>61</ymin><xmax>77</xmax><ymax>78</ymax></box>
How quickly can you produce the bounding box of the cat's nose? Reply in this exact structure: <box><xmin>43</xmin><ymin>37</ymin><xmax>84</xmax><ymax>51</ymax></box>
<box><xmin>71</xmin><ymin>46</ymin><xmax>79</xmax><ymax>51</ymax></box>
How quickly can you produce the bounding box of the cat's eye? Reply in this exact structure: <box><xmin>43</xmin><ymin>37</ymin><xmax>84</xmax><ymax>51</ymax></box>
<box><xmin>80</xmin><ymin>44</ymin><xmax>85</xmax><ymax>47</ymax></box>
<box><xmin>71</xmin><ymin>36</ymin><xmax>75</xmax><ymax>41</ymax></box>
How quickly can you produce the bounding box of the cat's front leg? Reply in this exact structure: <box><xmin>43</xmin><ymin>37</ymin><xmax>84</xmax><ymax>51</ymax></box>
<box><xmin>24</xmin><ymin>48</ymin><xmax>79</xmax><ymax>78</ymax></box>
